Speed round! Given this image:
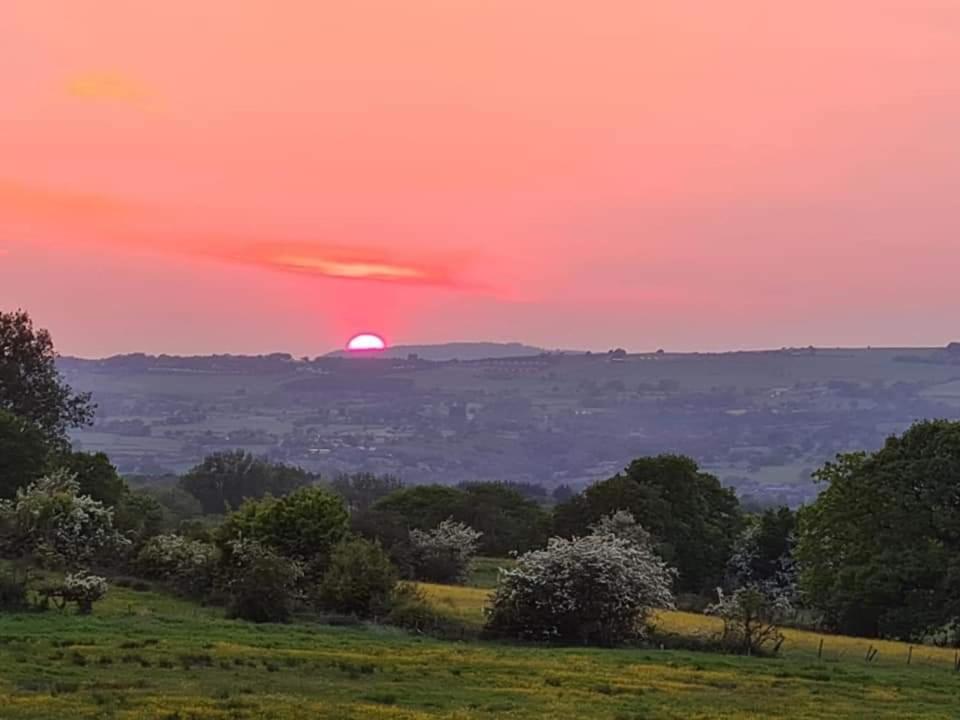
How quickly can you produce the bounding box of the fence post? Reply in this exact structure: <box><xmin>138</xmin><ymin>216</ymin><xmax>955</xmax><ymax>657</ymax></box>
<box><xmin>817</xmin><ymin>638</ymin><xmax>823</xmax><ymax>660</ymax></box>
<box><xmin>907</xmin><ymin>646</ymin><xmax>913</xmax><ymax>666</ymax></box>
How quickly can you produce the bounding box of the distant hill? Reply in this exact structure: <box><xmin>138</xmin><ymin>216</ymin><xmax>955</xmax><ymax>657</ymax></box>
<box><xmin>326</xmin><ymin>342</ymin><xmax>550</xmax><ymax>361</ymax></box>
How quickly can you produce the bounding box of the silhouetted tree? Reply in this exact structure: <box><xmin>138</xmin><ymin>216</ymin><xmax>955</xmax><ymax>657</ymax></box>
<box><xmin>179</xmin><ymin>450</ymin><xmax>314</xmax><ymax>514</ymax></box>
<box><xmin>0</xmin><ymin>309</ymin><xmax>94</xmax><ymax>445</ymax></box>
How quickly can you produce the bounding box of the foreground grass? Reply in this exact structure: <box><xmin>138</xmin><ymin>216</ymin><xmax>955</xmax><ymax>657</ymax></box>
<box><xmin>2</xmin><ymin>585</ymin><xmax>960</xmax><ymax>719</ymax></box>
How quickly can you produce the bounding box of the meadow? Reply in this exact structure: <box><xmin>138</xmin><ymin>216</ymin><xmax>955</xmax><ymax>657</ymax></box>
<box><xmin>2</xmin><ymin>579</ymin><xmax>960</xmax><ymax>719</ymax></box>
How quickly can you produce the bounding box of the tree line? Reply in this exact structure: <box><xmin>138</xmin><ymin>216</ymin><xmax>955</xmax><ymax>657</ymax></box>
<box><xmin>4</xmin><ymin>308</ymin><xmax>960</xmax><ymax>647</ymax></box>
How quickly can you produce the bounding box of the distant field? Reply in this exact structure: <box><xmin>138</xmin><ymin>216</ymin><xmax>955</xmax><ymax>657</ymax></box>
<box><xmin>422</xmin><ymin>582</ymin><xmax>960</xmax><ymax>672</ymax></box>
<box><xmin>2</xmin><ymin>583</ymin><xmax>959</xmax><ymax>719</ymax></box>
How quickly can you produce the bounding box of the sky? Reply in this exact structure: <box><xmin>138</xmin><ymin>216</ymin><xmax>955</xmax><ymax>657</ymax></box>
<box><xmin>2</xmin><ymin>1</ymin><xmax>959</xmax><ymax>357</ymax></box>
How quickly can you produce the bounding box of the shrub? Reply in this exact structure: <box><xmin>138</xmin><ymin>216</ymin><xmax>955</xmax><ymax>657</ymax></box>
<box><xmin>705</xmin><ymin>585</ymin><xmax>790</xmax><ymax>656</ymax></box>
<box><xmin>219</xmin><ymin>487</ymin><xmax>349</xmax><ymax>577</ymax></box>
<box><xmin>38</xmin><ymin>571</ymin><xmax>108</xmax><ymax>615</ymax></box>
<box><xmin>485</xmin><ymin>534</ymin><xmax>675</xmax><ymax>646</ymax></box>
<box><xmin>0</xmin><ymin>571</ymin><xmax>28</xmax><ymax>611</ymax></box>
<box><xmin>316</xmin><ymin>538</ymin><xmax>397</xmax><ymax>618</ymax></box>
<box><xmin>136</xmin><ymin>534</ymin><xmax>218</xmax><ymax>599</ymax></box>
<box><xmin>409</xmin><ymin>519</ymin><xmax>481</xmax><ymax>584</ymax></box>
<box><xmin>0</xmin><ymin>471</ymin><xmax>129</xmax><ymax>569</ymax></box>
<box><xmin>221</xmin><ymin>539</ymin><xmax>302</xmax><ymax>623</ymax></box>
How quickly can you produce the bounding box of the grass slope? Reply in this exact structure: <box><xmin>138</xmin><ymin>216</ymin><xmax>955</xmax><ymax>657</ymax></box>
<box><xmin>1</xmin><ymin>584</ymin><xmax>959</xmax><ymax>719</ymax></box>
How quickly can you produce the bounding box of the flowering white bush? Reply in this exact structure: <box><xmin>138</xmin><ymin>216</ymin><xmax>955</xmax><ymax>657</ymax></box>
<box><xmin>485</xmin><ymin>534</ymin><xmax>675</xmax><ymax>645</ymax></box>
<box><xmin>136</xmin><ymin>533</ymin><xmax>219</xmax><ymax>598</ymax></box>
<box><xmin>409</xmin><ymin>519</ymin><xmax>482</xmax><ymax>584</ymax></box>
<box><xmin>63</xmin><ymin>571</ymin><xmax>108</xmax><ymax>614</ymax></box>
<box><xmin>590</xmin><ymin>509</ymin><xmax>651</xmax><ymax>547</ymax></box>
<box><xmin>0</xmin><ymin>470</ymin><xmax>128</xmax><ymax>568</ymax></box>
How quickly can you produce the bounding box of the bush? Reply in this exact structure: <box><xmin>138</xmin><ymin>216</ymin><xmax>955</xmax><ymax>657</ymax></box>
<box><xmin>38</xmin><ymin>572</ymin><xmax>108</xmax><ymax>615</ymax></box>
<box><xmin>0</xmin><ymin>471</ymin><xmax>129</xmax><ymax>569</ymax></box>
<box><xmin>219</xmin><ymin>487</ymin><xmax>349</xmax><ymax>577</ymax></box>
<box><xmin>705</xmin><ymin>586</ymin><xmax>790</xmax><ymax>656</ymax></box>
<box><xmin>485</xmin><ymin>534</ymin><xmax>675</xmax><ymax>646</ymax></box>
<box><xmin>136</xmin><ymin>534</ymin><xmax>218</xmax><ymax>599</ymax></box>
<box><xmin>316</xmin><ymin>538</ymin><xmax>397</xmax><ymax>618</ymax></box>
<box><xmin>0</xmin><ymin>571</ymin><xmax>28</xmax><ymax>611</ymax></box>
<box><xmin>409</xmin><ymin>519</ymin><xmax>481</xmax><ymax>584</ymax></box>
<box><xmin>221</xmin><ymin>539</ymin><xmax>302</xmax><ymax>623</ymax></box>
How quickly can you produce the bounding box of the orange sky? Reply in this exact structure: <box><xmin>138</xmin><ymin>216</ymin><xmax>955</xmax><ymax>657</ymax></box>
<box><xmin>2</xmin><ymin>1</ymin><xmax>958</xmax><ymax>355</ymax></box>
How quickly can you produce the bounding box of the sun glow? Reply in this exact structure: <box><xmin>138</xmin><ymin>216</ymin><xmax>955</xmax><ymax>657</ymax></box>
<box><xmin>346</xmin><ymin>333</ymin><xmax>387</xmax><ymax>352</ymax></box>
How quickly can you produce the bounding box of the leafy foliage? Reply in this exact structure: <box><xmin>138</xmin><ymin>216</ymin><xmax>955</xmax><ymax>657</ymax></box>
<box><xmin>0</xmin><ymin>470</ymin><xmax>128</xmax><ymax>569</ymax></box>
<box><xmin>553</xmin><ymin>455</ymin><xmax>742</xmax><ymax>594</ymax></box>
<box><xmin>0</xmin><ymin>410</ymin><xmax>48</xmax><ymax>499</ymax></box>
<box><xmin>220</xmin><ymin>538</ymin><xmax>303</xmax><ymax>623</ymax></box>
<box><xmin>409</xmin><ymin>519</ymin><xmax>482</xmax><ymax>584</ymax></box>
<box><xmin>317</xmin><ymin>537</ymin><xmax>398</xmax><ymax>617</ymax></box>
<box><xmin>136</xmin><ymin>533</ymin><xmax>219</xmax><ymax>599</ymax></box>
<box><xmin>219</xmin><ymin>486</ymin><xmax>349</xmax><ymax>575</ymax></box>
<box><xmin>797</xmin><ymin>420</ymin><xmax>960</xmax><ymax>639</ymax></box>
<box><xmin>55</xmin><ymin>451</ymin><xmax>127</xmax><ymax>506</ymax></box>
<box><xmin>372</xmin><ymin>482</ymin><xmax>548</xmax><ymax>556</ymax></box>
<box><xmin>179</xmin><ymin>450</ymin><xmax>315</xmax><ymax>514</ymax></box>
<box><xmin>0</xmin><ymin>309</ymin><xmax>94</xmax><ymax>445</ymax></box>
<box><xmin>330</xmin><ymin>473</ymin><xmax>404</xmax><ymax>512</ymax></box>
<box><xmin>485</xmin><ymin>534</ymin><xmax>675</xmax><ymax>645</ymax></box>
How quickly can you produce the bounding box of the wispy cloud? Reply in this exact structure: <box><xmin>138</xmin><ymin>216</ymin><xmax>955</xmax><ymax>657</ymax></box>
<box><xmin>66</xmin><ymin>72</ymin><xmax>155</xmax><ymax>109</ymax></box>
<box><xmin>0</xmin><ymin>180</ymin><xmax>475</xmax><ymax>290</ymax></box>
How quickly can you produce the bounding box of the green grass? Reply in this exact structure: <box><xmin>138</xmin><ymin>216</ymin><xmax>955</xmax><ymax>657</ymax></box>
<box><xmin>2</xmin><ymin>583</ymin><xmax>960</xmax><ymax>718</ymax></box>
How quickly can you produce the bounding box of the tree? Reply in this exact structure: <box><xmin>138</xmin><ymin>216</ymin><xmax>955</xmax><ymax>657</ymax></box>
<box><xmin>372</xmin><ymin>483</ymin><xmax>548</xmax><ymax>556</ymax></box>
<box><xmin>456</xmin><ymin>482</ymin><xmax>550</xmax><ymax>556</ymax></box>
<box><xmin>179</xmin><ymin>450</ymin><xmax>314</xmax><ymax>514</ymax></box>
<box><xmin>0</xmin><ymin>410</ymin><xmax>49</xmax><ymax>498</ymax></box>
<box><xmin>220</xmin><ymin>538</ymin><xmax>303</xmax><ymax>623</ymax></box>
<box><xmin>590</xmin><ymin>509</ymin><xmax>651</xmax><ymax>547</ymax></box>
<box><xmin>330</xmin><ymin>473</ymin><xmax>403</xmax><ymax>513</ymax></box>
<box><xmin>0</xmin><ymin>309</ymin><xmax>94</xmax><ymax>445</ymax></box>
<box><xmin>0</xmin><ymin>470</ymin><xmax>128</xmax><ymax>569</ymax></box>
<box><xmin>485</xmin><ymin>534</ymin><xmax>675</xmax><ymax>645</ymax></box>
<box><xmin>56</xmin><ymin>451</ymin><xmax>127</xmax><ymax>506</ymax></box>
<box><xmin>553</xmin><ymin>455</ymin><xmax>742</xmax><ymax>594</ymax></box>
<box><xmin>409</xmin><ymin>519</ymin><xmax>482</xmax><ymax>584</ymax></box>
<box><xmin>114</xmin><ymin>488</ymin><xmax>166</xmax><ymax>546</ymax></box>
<box><xmin>219</xmin><ymin>486</ymin><xmax>349</xmax><ymax>574</ymax></box>
<box><xmin>797</xmin><ymin>421</ymin><xmax>960</xmax><ymax>639</ymax></box>
<box><xmin>317</xmin><ymin>538</ymin><xmax>398</xmax><ymax>617</ymax></box>
<box><xmin>372</xmin><ymin>485</ymin><xmax>465</xmax><ymax>530</ymax></box>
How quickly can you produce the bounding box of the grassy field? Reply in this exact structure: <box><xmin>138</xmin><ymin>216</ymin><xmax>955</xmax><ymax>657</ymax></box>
<box><xmin>2</xmin><ymin>581</ymin><xmax>960</xmax><ymax>719</ymax></box>
<box><xmin>421</xmin><ymin>582</ymin><xmax>960</xmax><ymax>671</ymax></box>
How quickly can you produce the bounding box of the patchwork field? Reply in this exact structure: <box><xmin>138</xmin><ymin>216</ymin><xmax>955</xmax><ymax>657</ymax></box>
<box><xmin>1</xmin><ymin>583</ymin><xmax>960</xmax><ymax>719</ymax></box>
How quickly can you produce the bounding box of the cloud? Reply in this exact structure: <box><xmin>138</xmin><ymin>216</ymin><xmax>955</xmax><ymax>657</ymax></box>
<box><xmin>0</xmin><ymin>180</ymin><xmax>475</xmax><ymax>290</ymax></box>
<box><xmin>66</xmin><ymin>72</ymin><xmax>154</xmax><ymax>108</ymax></box>
<box><xmin>219</xmin><ymin>242</ymin><xmax>465</xmax><ymax>288</ymax></box>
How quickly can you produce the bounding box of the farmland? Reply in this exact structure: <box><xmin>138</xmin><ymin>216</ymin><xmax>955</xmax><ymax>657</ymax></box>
<box><xmin>2</xmin><ymin>581</ymin><xmax>960</xmax><ymax>719</ymax></box>
<box><xmin>61</xmin><ymin>346</ymin><xmax>960</xmax><ymax>507</ymax></box>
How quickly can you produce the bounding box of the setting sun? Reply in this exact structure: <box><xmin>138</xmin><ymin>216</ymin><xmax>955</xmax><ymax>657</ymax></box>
<box><xmin>346</xmin><ymin>333</ymin><xmax>387</xmax><ymax>352</ymax></box>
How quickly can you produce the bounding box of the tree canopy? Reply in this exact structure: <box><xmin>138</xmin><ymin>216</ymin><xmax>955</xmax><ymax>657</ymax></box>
<box><xmin>553</xmin><ymin>455</ymin><xmax>742</xmax><ymax>594</ymax></box>
<box><xmin>0</xmin><ymin>410</ymin><xmax>49</xmax><ymax>499</ymax></box>
<box><xmin>179</xmin><ymin>450</ymin><xmax>315</xmax><ymax>514</ymax></box>
<box><xmin>797</xmin><ymin>420</ymin><xmax>960</xmax><ymax>639</ymax></box>
<box><xmin>0</xmin><ymin>309</ymin><xmax>94</xmax><ymax>445</ymax></box>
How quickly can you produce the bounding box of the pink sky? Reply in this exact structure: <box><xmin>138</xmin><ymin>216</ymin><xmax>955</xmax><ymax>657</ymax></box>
<box><xmin>2</xmin><ymin>1</ymin><xmax>958</xmax><ymax>356</ymax></box>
